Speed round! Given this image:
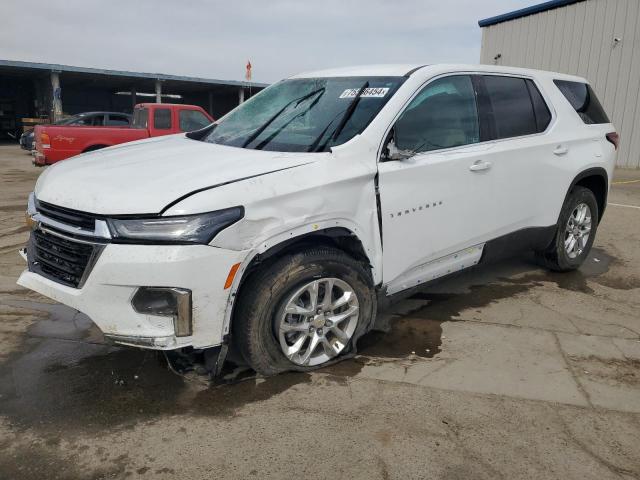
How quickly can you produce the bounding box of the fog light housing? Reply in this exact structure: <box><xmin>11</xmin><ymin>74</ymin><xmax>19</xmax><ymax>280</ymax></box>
<box><xmin>131</xmin><ymin>287</ymin><xmax>192</xmax><ymax>337</ymax></box>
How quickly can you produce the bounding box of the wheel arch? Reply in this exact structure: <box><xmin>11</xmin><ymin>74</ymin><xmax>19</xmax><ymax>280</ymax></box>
<box><xmin>221</xmin><ymin>226</ymin><xmax>377</xmax><ymax>341</ymax></box>
<box><xmin>82</xmin><ymin>144</ymin><xmax>109</xmax><ymax>153</ymax></box>
<box><xmin>566</xmin><ymin>167</ymin><xmax>608</xmax><ymax>221</ymax></box>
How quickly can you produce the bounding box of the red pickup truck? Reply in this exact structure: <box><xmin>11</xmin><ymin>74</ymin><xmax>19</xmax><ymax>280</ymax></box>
<box><xmin>34</xmin><ymin>103</ymin><xmax>213</xmax><ymax>165</ymax></box>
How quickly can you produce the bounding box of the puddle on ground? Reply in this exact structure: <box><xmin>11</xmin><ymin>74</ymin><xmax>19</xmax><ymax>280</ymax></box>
<box><xmin>0</xmin><ymin>247</ymin><xmax>632</xmax><ymax>434</ymax></box>
<box><xmin>332</xmin><ymin>247</ymin><xmax>630</xmax><ymax>374</ymax></box>
<box><xmin>499</xmin><ymin>248</ymin><xmax>640</xmax><ymax>292</ymax></box>
<box><xmin>0</xmin><ymin>300</ymin><xmax>313</xmax><ymax>434</ymax></box>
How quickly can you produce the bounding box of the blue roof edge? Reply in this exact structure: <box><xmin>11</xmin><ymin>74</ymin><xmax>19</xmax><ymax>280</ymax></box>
<box><xmin>478</xmin><ymin>0</ymin><xmax>585</xmax><ymax>27</ymax></box>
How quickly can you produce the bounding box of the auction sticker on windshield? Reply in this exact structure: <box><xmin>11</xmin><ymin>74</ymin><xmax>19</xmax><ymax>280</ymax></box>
<box><xmin>339</xmin><ymin>87</ymin><xmax>389</xmax><ymax>99</ymax></box>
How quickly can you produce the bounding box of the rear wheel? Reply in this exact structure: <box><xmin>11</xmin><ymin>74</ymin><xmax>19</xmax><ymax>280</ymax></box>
<box><xmin>536</xmin><ymin>186</ymin><xmax>599</xmax><ymax>271</ymax></box>
<box><xmin>233</xmin><ymin>247</ymin><xmax>375</xmax><ymax>376</ymax></box>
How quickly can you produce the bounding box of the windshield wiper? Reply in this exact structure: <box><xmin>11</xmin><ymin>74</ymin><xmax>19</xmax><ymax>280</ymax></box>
<box><xmin>307</xmin><ymin>109</ymin><xmax>346</xmax><ymax>152</ymax></box>
<box><xmin>254</xmin><ymin>88</ymin><xmax>326</xmax><ymax>150</ymax></box>
<box><xmin>312</xmin><ymin>81</ymin><xmax>369</xmax><ymax>153</ymax></box>
<box><xmin>242</xmin><ymin>87</ymin><xmax>325</xmax><ymax>148</ymax></box>
<box><xmin>330</xmin><ymin>82</ymin><xmax>369</xmax><ymax>143</ymax></box>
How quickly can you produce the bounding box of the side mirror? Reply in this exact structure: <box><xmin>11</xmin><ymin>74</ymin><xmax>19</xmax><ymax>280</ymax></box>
<box><xmin>383</xmin><ymin>130</ymin><xmax>415</xmax><ymax>161</ymax></box>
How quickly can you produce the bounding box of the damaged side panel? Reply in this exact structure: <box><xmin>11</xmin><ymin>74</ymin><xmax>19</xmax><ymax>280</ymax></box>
<box><xmin>164</xmin><ymin>140</ymin><xmax>383</xmax><ymax>339</ymax></box>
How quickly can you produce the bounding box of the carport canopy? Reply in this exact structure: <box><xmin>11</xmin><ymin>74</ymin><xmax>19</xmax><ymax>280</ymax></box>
<box><xmin>0</xmin><ymin>59</ymin><xmax>267</xmax><ymax>134</ymax></box>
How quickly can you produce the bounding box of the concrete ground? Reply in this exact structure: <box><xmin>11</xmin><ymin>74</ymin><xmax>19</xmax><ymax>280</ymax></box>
<box><xmin>0</xmin><ymin>143</ymin><xmax>639</xmax><ymax>479</ymax></box>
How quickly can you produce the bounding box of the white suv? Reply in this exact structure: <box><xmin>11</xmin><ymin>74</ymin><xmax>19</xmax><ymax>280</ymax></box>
<box><xmin>19</xmin><ymin>64</ymin><xmax>617</xmax><ymax>375</ymax></box>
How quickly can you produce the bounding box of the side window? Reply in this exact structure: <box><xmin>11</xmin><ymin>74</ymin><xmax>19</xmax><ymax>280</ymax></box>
<box><xmin>525</xmin><ymin>80</ymin><xmax>552</xmax><ymax>132</ymax></box>
<box><xmin>482</xmin><ymin>76</ymin><xmax>537</xmax><ymax>139</ymax></box>
<box><xmin>154</xmin><ymin>108</ymin><xmax>172</xmax><ymax>130</ymax></box>
<box><xmin>553</xmin><ymin>80</ymin><xmax>609</xmax><ymax>124</ymax></box>
<box><xmin>394</xmin><ymin>75</ymin><xmax>479</xmax><ymax>153</ymax></box>
<box><xmin>106</xmin><ymin>114</ymin><xmax>130</xmax><ymax>126</ymax></box>
<box><xmin>179</xmin><ymin>109</ymin><xmax>211</xmax><ymax>132</ymax></box>
<box><xmin>133</xmin><ymin>108</ymin><xmax>149</xmax><ymax>128</ymax></box>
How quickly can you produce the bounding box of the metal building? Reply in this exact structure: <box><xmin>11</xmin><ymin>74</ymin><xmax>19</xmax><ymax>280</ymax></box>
<box><xmin>0</xmin><ymin>59</ymin><xmax>267</xmax><ymax>141</ymax></box>
<box><xmin>479</xmin><ymin>0</ymin><xmax>640</xmax><ymax>168</ymax></box>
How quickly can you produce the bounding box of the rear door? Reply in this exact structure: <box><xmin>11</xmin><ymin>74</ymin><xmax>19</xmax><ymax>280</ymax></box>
<box><xmin>471</xmin><ymin>74</ymin><xmax>558</xmax><ymax>234</ymax></box>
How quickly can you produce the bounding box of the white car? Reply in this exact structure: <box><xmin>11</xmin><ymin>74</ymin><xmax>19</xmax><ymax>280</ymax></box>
<box><xmin>19</xmin><ymin>64</ymin><xmax>617</xmax><ymax>375</ymax></box>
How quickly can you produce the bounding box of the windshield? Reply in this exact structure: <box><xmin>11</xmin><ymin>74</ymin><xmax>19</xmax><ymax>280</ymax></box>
<box><xmin>201</xmin><ymin>76</ymin><xmax>405</xmax><ymax>152</ymax></box>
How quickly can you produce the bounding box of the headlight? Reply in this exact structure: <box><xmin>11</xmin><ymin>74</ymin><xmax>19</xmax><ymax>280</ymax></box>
<box><xmin>107</xmin><ymin>206</ymin><xmax>243</xmax><ymax>244</ymax></box>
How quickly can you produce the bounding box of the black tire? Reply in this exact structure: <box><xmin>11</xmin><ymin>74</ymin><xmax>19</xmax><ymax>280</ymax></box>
<box><xmin>82</xmin><ymin>145</ymin><xmax>107</xmax><ymax>153</ymax></box>
<box><xmin>233</xmin><ymin>246</ymin><xmax>376</xmax><ymax>376</ymax></box>
<box><xmin>536</xmin><ymin>186</ymin><xmax>599</xmax><ymax>272</ymax></box>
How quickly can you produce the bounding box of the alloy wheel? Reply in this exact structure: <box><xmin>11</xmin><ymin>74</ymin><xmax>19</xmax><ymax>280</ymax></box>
<box><xmin>276</xmin><ymin>278</ymin><xmax>359</xmax><ymax>366</ymax></box>
<box><xmin>564</xmin><ymin>202</ymin><xmax>592</xmax><ymax>259</ymax></box>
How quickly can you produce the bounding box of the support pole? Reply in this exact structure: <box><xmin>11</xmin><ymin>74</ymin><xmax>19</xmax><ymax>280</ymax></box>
<box><xmin>238</xmin><ymin>87</ymin><xmax>245</xmax><ymax>105</ymax></box>
<box><xmin>155</xmin><ymin>80</ymin><xmax>162</xmax><ymax>103</ymax></box>
<box><xmin>50</xmin><ymin>71</ymin><xmax>62</xmax><ymax>122</ymax></box>
<box><xmin>131</xmin><ymin>86</ymin><xmax>137</xmax><ymax>110</ymax></box>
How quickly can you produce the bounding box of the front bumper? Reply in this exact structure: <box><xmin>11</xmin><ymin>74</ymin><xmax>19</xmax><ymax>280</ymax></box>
<box><xmin>33</xmin><ymin>149</ymin><xmax>48</xmax><ymax>165</ymax></box>
<box><xmin>18</xmin><ymin>242</ymin><xmax>248</xmax><ymax>349</ymax></box>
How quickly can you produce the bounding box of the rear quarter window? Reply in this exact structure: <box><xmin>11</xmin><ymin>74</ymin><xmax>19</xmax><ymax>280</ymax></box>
<box><xmin>133</xmin><ymin>108</ymin><xmax>149</xmax><ymax>128</ymax></box>
<box><xmin>553</xmin><ymin>80</ymin><xmax>609</xmax><ymax>124</ymax></box>
<box><xmin>525</xmin><ymin>79</ymin><xmax>552</xmax><ymax>132</ymax></box>
<box><xmin>154</xmin><ymin>108</ymin><xmax>172</xmax><ymax>130</ymax></box>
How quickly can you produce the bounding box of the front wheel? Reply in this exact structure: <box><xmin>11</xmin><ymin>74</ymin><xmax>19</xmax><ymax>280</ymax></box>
<box><xmin>536</xmin><ymin>186</ymin><xmax>599</xmax><ymax>271</ymax></box>
<box><xmin>233</xmin><ymin>247</ymin><xmax>376</xmax><ymax>376</ymax></box>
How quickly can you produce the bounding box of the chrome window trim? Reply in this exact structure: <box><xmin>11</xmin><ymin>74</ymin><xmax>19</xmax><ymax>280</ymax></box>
<box><xmin>377</xmin><ymin>71</ymin><xmax>559</xmax><ymax>162</ymax></box>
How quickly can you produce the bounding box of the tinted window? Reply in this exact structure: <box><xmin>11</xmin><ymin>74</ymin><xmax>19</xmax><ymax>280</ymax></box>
<box><xmin>56</xmin><ymin>115</ymin><xmax>83</xmax><ymax>125</ymax></box>
<box><xmin>482</xmin><ymin>76</ymin><xmax>537</xmax><ymax>139</ymax></box>
<box><xmin>553</xmin><ymin>80</ymin><xmax>609</xmax><ymax>124</ymax></box>
<box><xmin>133</xmin><ymin>108</ymin><xmax>149</xmax><ymax>128</ymax></box>
<box><xmin>394</xmin><ymin>75</ymin><xmax>479</xmax><ymax>152</ymax></box>
<box><xmin>154</xmin><ymin>108</ymin><xmax>172</xmax><ymax>129</ymax></box>
<box><xmin>179</xmin><ymin>110</ymin><xmax>210</xmax><ymax>132</ymax></box>
<box><xmin>106</xmin><ymin>114</ymin><xmax>130</xmax><ymax>126</ymax></box>
<box><xmin>525</xmin><ymin>80</ymin><xmax>552</xmax><ymax>132</ymax></box>
<box><xmin>73</xmin><ymin>114</ymin><xmax>104</xmax><ymax>126</ymax></box>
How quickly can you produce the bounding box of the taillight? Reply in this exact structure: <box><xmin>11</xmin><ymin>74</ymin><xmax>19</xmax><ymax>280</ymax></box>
<box><xmin>606</xmin><ymin>132</ymin><xmax>619</xmax><ymax>150</ymax></box>
<box><xmin>40</xmin><ymin>132</ymin><xmax>51</xmax><ymax>149</ymax></box>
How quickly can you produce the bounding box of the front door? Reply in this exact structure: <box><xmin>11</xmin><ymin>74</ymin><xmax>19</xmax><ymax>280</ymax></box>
<box><xmin>378</xmin><ymin>74</ymin><xmax>495</xmax><ymax>293</ymax></box>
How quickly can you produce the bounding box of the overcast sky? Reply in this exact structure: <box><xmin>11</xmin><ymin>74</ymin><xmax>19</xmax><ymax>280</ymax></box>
<box><xmin>2</xmin><ymin>0</ymin><xmax>536</xmax><ymax>84</ymax></box>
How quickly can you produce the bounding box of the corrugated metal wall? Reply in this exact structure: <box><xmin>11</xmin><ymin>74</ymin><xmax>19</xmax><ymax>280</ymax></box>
<box><xmin>480</xmin><ymin>0</ymin><xmax>640</xmax><ymax>168</ymax></box>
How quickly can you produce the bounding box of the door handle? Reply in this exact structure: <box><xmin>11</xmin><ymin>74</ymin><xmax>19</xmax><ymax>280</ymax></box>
<box><xmin>469</xmin><ymin>160</ymin><xmax>492</xmax><ymax>172</ymax></box>
<box><xmin>553</xmin><ymin>145</ymin><xmax>569</xmax><ymax>155</ymax></box>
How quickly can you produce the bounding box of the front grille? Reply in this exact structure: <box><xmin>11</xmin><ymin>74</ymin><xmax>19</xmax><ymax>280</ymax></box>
<box><xmin>28</xmin><ymin>228</ymin><xmax>102</xmax><ymax>288</ymax></box>
<box><xmin>36</xmin><ymin>200</ymin><xmax>97</xmax><ymax>230</ymax></box>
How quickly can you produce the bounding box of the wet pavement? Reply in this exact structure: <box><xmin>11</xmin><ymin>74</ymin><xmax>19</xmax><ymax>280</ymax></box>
<box><xmin>0</xmin><ymin>144</ymin><xmax>639</xmax><ymax>479</ymax></box>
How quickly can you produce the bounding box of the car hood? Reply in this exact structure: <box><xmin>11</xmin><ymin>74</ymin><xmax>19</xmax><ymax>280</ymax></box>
<box><xmin>35</xmin><ymin>135</ymin><xmax>317</xmax><ymax>215</ymax></box>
